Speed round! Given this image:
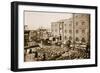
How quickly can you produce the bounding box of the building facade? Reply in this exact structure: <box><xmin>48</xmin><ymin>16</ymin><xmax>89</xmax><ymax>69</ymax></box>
<box><xmin>51</xmin><ymin>18</ymin><xmax>73</xmax><ymax>43</ymax></box>
<box><xmin>51</xmin><ymin>14</ymin><xmax>90</xmax><ymax>45</ymax></box>
<box><xmin>74</xmin><ymin>14</ymin><xmax>90</xmax><ymax>44</ymax></box>
<box><xmin>24</xmin><ymin>27</ymin><xmax>51</xmax><ymax>47</ymax></box>
<box><xmin>24</xmin><ymin>30</ymin><xmax>30</xmax><ymax>47</ymax></box>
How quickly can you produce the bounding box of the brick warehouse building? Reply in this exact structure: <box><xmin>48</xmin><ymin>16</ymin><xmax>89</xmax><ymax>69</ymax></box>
<box><xmin>73</xmin><ymin>14</ymin><xmax>90</xmax><ymax>44</ymax></box>
<box><xmin>51</xmin><ymin>14</ymin><xmax>90</xmax><ymax>46</ymax></box>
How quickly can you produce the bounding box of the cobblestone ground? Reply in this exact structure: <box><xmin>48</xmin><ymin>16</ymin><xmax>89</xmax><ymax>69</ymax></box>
<box><xmin>24</xmin><ymin>45</ymin><xmax>90</xmax><ymax>62</ymax></box>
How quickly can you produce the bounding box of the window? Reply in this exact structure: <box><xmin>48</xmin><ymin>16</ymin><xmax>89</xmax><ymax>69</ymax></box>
<box><xmin>69</xmin><ymin>30</ymin><xmax>72</xmax><ymax>34</ymax></box>
<box><xmin>60</xmin><ymin>35</ymin><xmax>62</xmax><ymax>40</ymax></box>
<box><xmin>82</xmin><ymin>21</ymin><xmax>85</xmax><ymax>25</ymax></box>
<box><xmin>76</xmin><ymin>30</ymin><xmax>79</xmax><ymax>34</ymax></box>
<box><xmin>69</xmin><ymin>36</ymin><xmax>72</xmax><ymax>40</ymax></box>
<box><xmin>82</xmin><ymin>29</ymin><xmax>85</xmax><ymax>33</ymax></box>
<box><xmin>76</xmin><ymin>22</ymin><xmax>78</xmax><ymax>26</ymax></box>
<box><xmin>65</xmin><ymin>36</ymin><xmax>67</xmax><ymax>40</ymax></box>
<box><xmin>69</xmin><ymin>24</ymin><xmax>72</xmax><ymax>26</ymax></box>
<box><xmin>81</xmin><ymin>38</ymin><xmax>86</xmax><ymax>43</ymax></box>
<box><xmin>65</xmin><ymin>30</ymin><xmax>67</xmax><ymax>33</ymax></box>
<box><xmin>76</xmin><ymin>37</ymin><xmax>79</xmax><ymax>41</ymax></box>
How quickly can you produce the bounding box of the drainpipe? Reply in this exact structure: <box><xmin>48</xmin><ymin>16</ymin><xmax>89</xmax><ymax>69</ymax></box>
<box><xmin>73</xmin><ymin>13</ymin><xmax>75</xmax><ymax>49</ymax></box>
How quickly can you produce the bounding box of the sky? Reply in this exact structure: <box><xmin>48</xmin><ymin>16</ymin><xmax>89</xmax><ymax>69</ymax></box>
<box><xmin>24</xmin><ymin>11</ymin><xmax>73</xmax><ymax>30</ymax></box>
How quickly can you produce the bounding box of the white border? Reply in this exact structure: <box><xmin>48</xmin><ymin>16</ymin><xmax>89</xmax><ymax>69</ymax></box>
<box><xmin>18</xmin><ymin>5</ymin><xmax>96</xmax><ymax>68</ymax></box>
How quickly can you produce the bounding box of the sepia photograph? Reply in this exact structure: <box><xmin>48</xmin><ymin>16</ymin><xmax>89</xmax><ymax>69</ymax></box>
<box><xmin>11</xmin><ymin>2</ymin><xmax>97</xmax><ymax>71</ymax></box>
<box><xmin>24</xmin><ymin>11</ymin><xmax>90</xmax><ymax>62</ymax></box>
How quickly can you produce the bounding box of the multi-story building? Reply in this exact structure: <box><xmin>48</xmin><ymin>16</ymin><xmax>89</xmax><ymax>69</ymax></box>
<box><xmin>51</xmin><ymin>18</ymin><xmax>73</xmax><ymax>43</ymax></box>
<box><xmin>73</xmin><ymin>14</ymin><xmax>90</xmax><ymax>44</ymax></box>
<box><xmin>37</xmin><ymin>28</ymin><xmax>49</xmax><ymax>40</ymax></box>
<box><xmin>51</xmin><ymin>13</ymin><xmax>90</xmax><ymax>45</ymax></box>
<box><xmin>24</xmin><ymin>30</ymin><xmax>30</xmax><ymax>47</ymax></box>
<box><xmin>24</xmin><ymin>26</ymin><xmax>51</xmax><ymax>47</ymax></box>
<box><xmin>24</xmin><ymin>25</ymin><xmax>29</xmax><ymax>30</ymax></box>
<box><xmin>24</xmin><ymin>25</ymin><xmax>38</xmax><ymax>47</ymax></box>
